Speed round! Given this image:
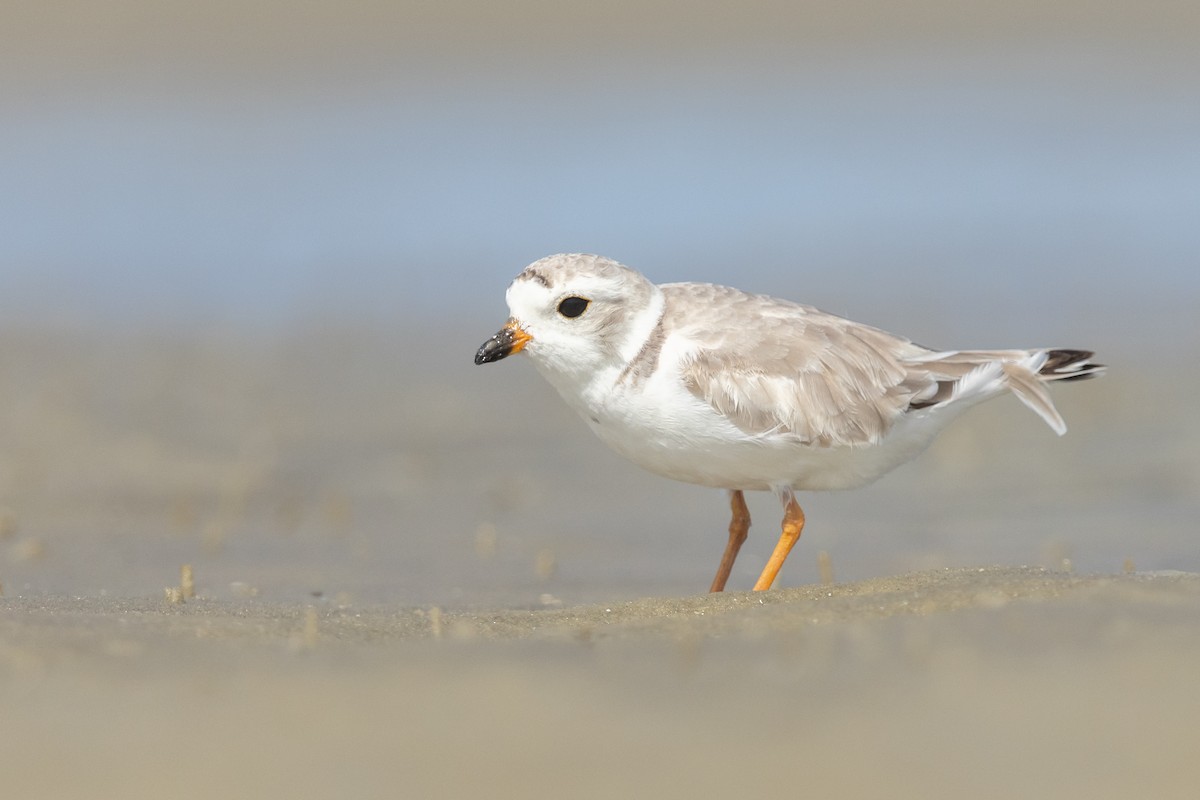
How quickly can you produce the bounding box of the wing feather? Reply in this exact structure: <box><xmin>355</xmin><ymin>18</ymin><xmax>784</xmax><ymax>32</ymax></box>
<box><xmin>666</xmin><ymin>284</ymin><xmax>931</xmax><ymax>447</ymax></box>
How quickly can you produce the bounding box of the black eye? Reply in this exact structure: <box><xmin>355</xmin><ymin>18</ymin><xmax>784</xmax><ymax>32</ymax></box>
<box><xmin>557</xmin><ymin>296</ymin><xmax>590</xmax><ymax>318</ymax></box>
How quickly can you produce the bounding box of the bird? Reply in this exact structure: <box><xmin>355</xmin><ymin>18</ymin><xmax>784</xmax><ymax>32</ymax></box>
<box><xmin>474</xmin><ymin>253</ymin><xmax>1103</xmax><ymax>592</ymax></box>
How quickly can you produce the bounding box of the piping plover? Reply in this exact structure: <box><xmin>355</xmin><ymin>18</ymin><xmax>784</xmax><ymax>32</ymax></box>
<box><xmin>475</xmin><ymin>254</ymin><xmax>1103</xmax><ymax>592</ymax></box>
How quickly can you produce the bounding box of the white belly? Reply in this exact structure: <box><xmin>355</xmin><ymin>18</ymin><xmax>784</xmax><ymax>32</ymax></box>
<box><xmin>559</xmin><ymin>367</ymin><xmax>949</xmax><ymax>493</ymax></box>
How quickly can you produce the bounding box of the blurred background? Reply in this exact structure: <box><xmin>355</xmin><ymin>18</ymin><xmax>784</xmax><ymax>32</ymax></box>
<box><xmin>1</xmin><ymin>0</ymin><xmax>1197</xmax><ymax>606</ymax></box>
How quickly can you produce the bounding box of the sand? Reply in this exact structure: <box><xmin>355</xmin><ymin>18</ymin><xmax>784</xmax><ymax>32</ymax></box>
<box><xmin>1</xmin><ymin>327</ymin><xmax>1198</xmax><ymax>798</ymax></box>
<box><xmin>2</xmin><ymin>567</ymin><xmax>1198</xmax><ymax>799</ymax></box>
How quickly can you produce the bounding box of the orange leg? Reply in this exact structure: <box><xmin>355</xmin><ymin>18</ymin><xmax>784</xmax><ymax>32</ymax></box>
<box><xmin>709</xmin><ymin>490</ymin><xmax>751</xmax><ymax>592</ymax></box>
<box><xmin>752</xmin><ymin>491</ymin><xmax>806</xmax><ymax>591</ymax></box>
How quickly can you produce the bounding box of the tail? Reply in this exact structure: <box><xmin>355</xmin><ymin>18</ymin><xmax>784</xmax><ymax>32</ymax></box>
<box><xmin>907</xmin><ymin>348</ymin><xmax>1104</xmax><ymax>435</ymax></box>
<box><xmin>1036</xmin><ymin>349</ymin><xmax>1106</xmax><ymax>383</ymax></box>
<box><xmin>1002</xmin><ymin>349</ymin><xmax>1104</xmax><ymax>435</ymax></box>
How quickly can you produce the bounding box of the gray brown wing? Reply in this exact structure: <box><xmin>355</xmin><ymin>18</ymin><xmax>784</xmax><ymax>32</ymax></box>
<box><xmin>665</xmin><ymin>284</ymin><xmax>934</xmax><ymax>447</ymax></box>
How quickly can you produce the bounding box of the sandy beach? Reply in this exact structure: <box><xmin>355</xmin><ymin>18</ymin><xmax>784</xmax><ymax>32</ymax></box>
<box><xmin>1</xmin><ymin>327</ymin><xmax>1197</xmax><ymax>798</ymax></box>
<box><xmin>3</xmin><ymin>567</ymin><xmax>1198</xmax><ymax>798</ymax></box>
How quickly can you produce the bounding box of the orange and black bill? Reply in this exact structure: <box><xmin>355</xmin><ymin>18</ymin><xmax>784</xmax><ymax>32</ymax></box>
<box><xmin>474</xmin><ymin>320</ymin><xmax>532</xmax><ymax>365</ymax></box>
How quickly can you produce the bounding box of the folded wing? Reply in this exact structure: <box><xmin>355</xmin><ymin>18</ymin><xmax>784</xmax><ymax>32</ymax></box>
<box><xmin>668</xmin><ymin>284</ymin><xmax>932</xmax><ymax>447</ymax></box>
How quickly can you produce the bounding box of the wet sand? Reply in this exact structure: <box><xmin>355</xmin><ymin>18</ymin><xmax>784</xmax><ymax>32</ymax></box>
<box><xmin>2</xmin><ymin>567</ymin><xmax>1198</xmax><ymax>798</ymax></box>
<box><xmin>1</xmin><ymin>326</ymin><xmax>1198</xmax><ymax>798</ymax></box>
